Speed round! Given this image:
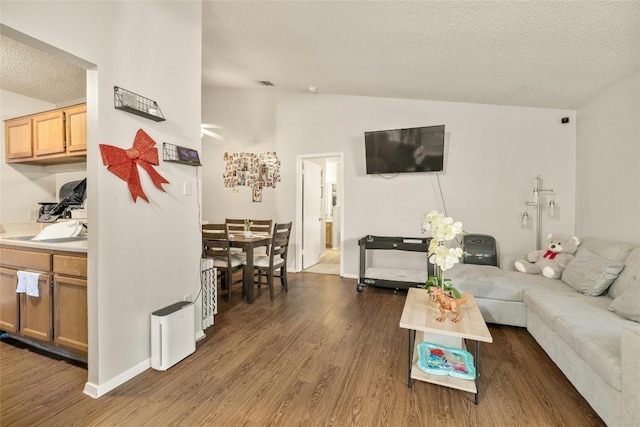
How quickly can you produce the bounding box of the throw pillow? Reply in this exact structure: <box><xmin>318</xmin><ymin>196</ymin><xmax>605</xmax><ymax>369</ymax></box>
<box><xmin>608</xmin><ymin>278</ymin><xmax>640</xmax><ymax>322</ymax></box>
<box><xmin>561</xmin><ymin>249</ymin><xmax>625</xmax><ymax>296</ymax></box>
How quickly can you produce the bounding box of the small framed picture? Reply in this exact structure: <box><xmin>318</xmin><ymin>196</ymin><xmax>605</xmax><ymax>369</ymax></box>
<box><xmin>252</xmin><ymin>187</ymin><xmax>262</xmax><ymax>203</ymax></box>
<box><xmin>177</xmin><ymin>146</ymin><xmax>201</xmax><ymax>165</ymax></box>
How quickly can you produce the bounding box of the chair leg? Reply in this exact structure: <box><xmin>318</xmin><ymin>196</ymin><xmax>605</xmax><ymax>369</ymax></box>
<box><xmin>268</xmin><ymin>270</ymin><xmax>275</xmax><ymax>301</ymax></box>
<box><xmin>227</xmin><ymin>270</ymin><xmax>232</xmax><ymax>303</ymax></box>
<box><xmin>280</xmin><ymin>264</ymin><xmax>288</xmax><ymax>292</ymax></box>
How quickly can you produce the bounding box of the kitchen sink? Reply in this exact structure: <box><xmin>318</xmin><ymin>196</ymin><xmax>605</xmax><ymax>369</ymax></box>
<box><xmin>6</xmin><ymin>235</ymin><xmax>87</xmax><ymax>243</ymax></box>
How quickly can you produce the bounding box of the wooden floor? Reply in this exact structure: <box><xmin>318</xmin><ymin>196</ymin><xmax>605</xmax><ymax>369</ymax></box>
<box><xmin>1</xmin><ymin>273</ymin><xmax>605</xmax><ymax>426</ymax></box>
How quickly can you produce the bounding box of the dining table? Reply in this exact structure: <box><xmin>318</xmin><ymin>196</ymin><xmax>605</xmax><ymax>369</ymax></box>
<box><xmin>228</xmin><ymin>232</ymin><xmax>271</xmax><ymax>303</ymax></box>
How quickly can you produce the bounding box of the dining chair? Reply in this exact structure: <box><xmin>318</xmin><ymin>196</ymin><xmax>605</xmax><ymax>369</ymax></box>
<box><xmin>202</xmin><ymin>223</ymin><xmax>244</xmax><ymax>302</ymax></box>
<box><xmin>248</xmin><ymin>219</ymin><xmax>273</xmax><ymax>235</ymax></box>
<box><xmin>225</xmin><ymin>218</ymin><xmax>246</xmax><ymax>233</ymax></box>
<box><xmin>224</xmin><ymin>218</ymin><xmax>247</xmax><ymax>256</ymax></box>
<box><xmin>245</xmin><ymin>222</ymin><xmax>292</xmax><ymax>301</ymax></box>
<box><xmin>248</xmin><ymin>219</ymin><xmax>273</xmax><ymax>257</ymax></box>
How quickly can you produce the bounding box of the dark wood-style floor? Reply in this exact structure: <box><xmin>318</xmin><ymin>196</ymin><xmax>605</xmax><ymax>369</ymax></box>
<box><xmin>1</xmin><ymin>272</ymin><xmax>605</xmax><ymax>426</ymax></box>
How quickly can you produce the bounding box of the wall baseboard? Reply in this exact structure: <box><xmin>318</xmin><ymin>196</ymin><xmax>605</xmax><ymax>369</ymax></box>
<box><xmin>83</xmin><ymin>358</ymin><xmax>151</xmax><ymax>398</ymax></box>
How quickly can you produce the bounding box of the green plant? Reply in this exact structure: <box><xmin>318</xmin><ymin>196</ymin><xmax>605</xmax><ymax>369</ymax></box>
<box><xmin>244</xmin><ymin>220</ymin><xmax>253</xmax><ymax>231</ymax></box>
<box><xmin>423</xmin><ymin>276</ymin><xmax>461</xmax><ymax>298</ymax></box>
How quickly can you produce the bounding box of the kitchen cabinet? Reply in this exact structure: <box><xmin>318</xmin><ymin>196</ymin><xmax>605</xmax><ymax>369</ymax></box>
<box><xmin>0</xmin><ymin>267</ymin><xmax>20</xmax><ymax>332</ymax></box>
<box><xmin>0</xmin><ymin>246</ymin><xmax>87</xmax><ymax>361</ymax></box>
<box><xmin>64</xmin><ymin>104</ymin><xmax>87</xmax><ymax>154</ymax></box>
<box><xmin>53</xmin><ymin>254</ymin><xmax>88</xmax><ymax>353</ymax></box>
<box><xmin>326</xmin><ymin>222</ymin><xmax>333</xmax><ymax>248</ymax></box>
<box><xmin>4</xmin><ymin>117</ymin><xmax>32</xmax><ymax>160</ymax></box>
<box><xmin>4</xmin><ymin>103</ymin><xmax>86</xmax><ymax>165</ymax></box>
<box><xmin>19</xmin><ymin>273</ymin><xmax>53</xmax><ymax>342</ymax></box>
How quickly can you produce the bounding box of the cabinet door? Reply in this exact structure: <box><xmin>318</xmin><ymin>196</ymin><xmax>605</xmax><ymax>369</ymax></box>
<box><xmin>0</xmin><ymin>268</ymin><xmax>20</xmax><ymax>332</ymax></box>
<box><xmin>32</xmin><ymin>110</ymin><xmax>65</xmax><ymax>157</ymax></box>
<box><xmin>64</xmin><ymin>104</ymin><xmax>87</xmax><ymax>154</ymax></box>
<box><xmin>4</xmin><ymin>117</ymin><xmax>33</xmax><ymax>161</ymax></box>
<box><xmin>19</xmin><ymin>274</ymin><xmax>53</xmax><ymax>342</ymax></box>
<box><xmin>54</xmin><ymin>275</ymin><xmax>87</xmax><ymax>353</ymax></box>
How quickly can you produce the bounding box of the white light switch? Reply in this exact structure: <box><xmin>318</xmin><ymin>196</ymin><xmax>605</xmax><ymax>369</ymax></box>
<box><xmin>183</xmin><ymin>182</ymin><xmax>192</xmax><ymax>196</ymax></box>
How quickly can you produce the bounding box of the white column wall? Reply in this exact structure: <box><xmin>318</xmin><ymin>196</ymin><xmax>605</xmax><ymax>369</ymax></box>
<box><xmin>1</xmin><ymin>1</ymin><xmax>203</xmax><ymax>396</ymax></box>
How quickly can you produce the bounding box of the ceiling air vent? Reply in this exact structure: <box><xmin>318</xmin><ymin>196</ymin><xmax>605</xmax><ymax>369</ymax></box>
<box><xmin>258</xmin><ymin>80</ymin><xmax>274</xmax><ymax>86</ymax></box>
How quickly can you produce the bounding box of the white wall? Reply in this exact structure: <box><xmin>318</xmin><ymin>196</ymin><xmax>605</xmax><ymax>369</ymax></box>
<box><xmin>201</xmin><ymin>86</ymin><xmax>277</xmax><ymax>222</ymax></box>
<box><xmin>576</xmin><ymin>72</ymin><xmax>640</xmax><ymax>244</ymax></box>
<box><xmin>1</xmin><ymin>1</ymin><xmax>203</xmax><ymax>396</ymax></box>
<box><xmin>0</xmin><ymin>90</ymin><xmax>58</xmax><ymax>222</ymax></box>
<box><xmin>202</xmin><ymin>87</ymin><xmax>577</xmax><ymax>276</ymax></box>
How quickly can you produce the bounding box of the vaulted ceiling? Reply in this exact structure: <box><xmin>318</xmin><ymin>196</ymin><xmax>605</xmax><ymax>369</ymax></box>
<box><xmin>2</xmin><ymin>1</ymin><xmax>639</xmax><ymax>109</ymax></box>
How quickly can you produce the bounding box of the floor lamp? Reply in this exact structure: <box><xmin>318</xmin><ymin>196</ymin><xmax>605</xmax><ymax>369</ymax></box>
<box><xmin>522</xmin><ymin>175</ymin><xmax>555</xmax><ymax>250</ymax></box>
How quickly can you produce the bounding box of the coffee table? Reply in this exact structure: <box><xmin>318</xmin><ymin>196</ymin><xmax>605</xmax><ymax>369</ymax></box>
<box><xmin>399</xmin><ymin>287</ymin><xmax>493</xmax><ymax>404</ymax></box>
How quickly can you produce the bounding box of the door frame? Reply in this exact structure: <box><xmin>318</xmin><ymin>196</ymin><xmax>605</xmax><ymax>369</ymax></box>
<box><xmin>295</xmin><ymin>152</ymin><xmax>344</xmax><ymax>275</ymax></box>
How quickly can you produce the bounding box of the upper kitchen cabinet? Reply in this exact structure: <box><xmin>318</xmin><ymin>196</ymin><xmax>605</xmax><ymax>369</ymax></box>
<box><xmin>4</xmin><ymin>103</ymin><xmax>86</xmax><ymax>165</ymax></box>
<box><xmin>4</xmin><ymin>116</ymin><xmax>33</xmax><ymax>160</ymax></box>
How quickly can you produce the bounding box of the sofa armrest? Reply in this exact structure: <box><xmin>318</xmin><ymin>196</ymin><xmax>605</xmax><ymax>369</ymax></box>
<box><xmin>499</xmin><ymin>253</ymin><xmax>525</xmax><ymax>271</ymax></box>
<box><xmin>622</xmin><ymin>327</ymin><xmax>640</xmax><ymax>426</ymax></box>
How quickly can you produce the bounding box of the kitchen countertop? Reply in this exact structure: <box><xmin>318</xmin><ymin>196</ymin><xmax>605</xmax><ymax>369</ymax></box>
<box><xmin>0</xmin><ymin>221</ymin><xmax>87</xmax><ymax>253</ymax></box>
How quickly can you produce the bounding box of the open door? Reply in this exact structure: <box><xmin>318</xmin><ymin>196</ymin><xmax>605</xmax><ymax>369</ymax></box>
<box><xmin>302</xmin><ymin>160</ymin><xmax>323</xmax><ymax>269</ymax></box>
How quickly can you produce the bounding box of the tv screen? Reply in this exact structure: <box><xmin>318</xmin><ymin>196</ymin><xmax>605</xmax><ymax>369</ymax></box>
<box><xmin>365</xmin><ymin>125</ymin><xmax>445</xmax><ymax>174</ymax></box>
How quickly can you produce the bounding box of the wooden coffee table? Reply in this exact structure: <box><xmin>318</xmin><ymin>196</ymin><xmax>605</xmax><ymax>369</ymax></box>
<box><xmin>399</xmin><ymin>287</ymin><xmax>493</xmax><ymax>404</ymax></box>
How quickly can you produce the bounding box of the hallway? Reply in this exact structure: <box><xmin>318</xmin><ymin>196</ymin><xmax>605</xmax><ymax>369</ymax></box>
<box><xmin>303</xmin><ymin>248</ymin><xmax>340</xmax><ymax>275</ymax></box>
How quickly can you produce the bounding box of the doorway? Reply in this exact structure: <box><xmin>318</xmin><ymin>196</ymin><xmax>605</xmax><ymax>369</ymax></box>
<box><xmin>296</xmin><ymin>153</ymin><xmax>343</xmax><ymax>276</ymax></box>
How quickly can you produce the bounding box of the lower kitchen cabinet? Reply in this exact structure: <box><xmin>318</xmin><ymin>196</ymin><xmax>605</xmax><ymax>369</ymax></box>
<box><xmin>19</xmin><ymin>273</ymin><xmax>52</xmax><ymax>342</ymax></box>
<box><xmin>0</xmin><ymin>267</ymin><xmax>20</xmax><ymax>332</ymax></box>
<box><xmin>0</xmin><ymin>246</ymin><xmax>87</xmax><ymax>361</ymax></box>
<box><xmin>54</xmin><ymin>275</ymin><xmax>87</xmax><ymax>353</ymax></box>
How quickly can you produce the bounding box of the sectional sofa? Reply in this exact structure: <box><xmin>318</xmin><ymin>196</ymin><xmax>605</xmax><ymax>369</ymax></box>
<box><xmin>445</xmin><ymin>237</ymin><xmax>640</xmax><ymax>427</ymax></box>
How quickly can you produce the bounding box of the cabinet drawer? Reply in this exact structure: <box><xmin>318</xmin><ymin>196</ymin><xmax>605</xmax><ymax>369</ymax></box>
<box><xmin>53</xmin><ymin>254</ymin><xmax>87</xmax><ymax>277</ymax></box>
<box><xmin>0</xmin><ymin>248</ymin><xmax>51</xmax><ymax>272</ymax></box>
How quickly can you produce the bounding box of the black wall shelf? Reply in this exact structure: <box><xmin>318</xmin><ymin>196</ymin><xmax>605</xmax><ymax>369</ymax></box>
<box><xmin>163</xmin><ymin>142</ymin><xmax>201</xmax><ymax>166</ymax></box>
<box><xmin>114</xmin><ymin>86</ymin><xmax>166</xmax><ymax>122</ymax></box>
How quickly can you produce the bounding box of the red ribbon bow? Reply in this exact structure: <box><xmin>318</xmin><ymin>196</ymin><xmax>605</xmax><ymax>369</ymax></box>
<box><xmin>543</xmin><ymin>250</ymin><xmax>558</xmax><ymax>260</ymax></box>
<box><xmin>99</xmin><ymin>129</ymin><xmax>169</xmax><ymax>203</ymax></box>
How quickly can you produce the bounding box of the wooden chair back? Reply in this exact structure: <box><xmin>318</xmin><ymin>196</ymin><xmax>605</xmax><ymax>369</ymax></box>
<box><xmin>202</xmin><ymin>223</ymin><xmax>230</xmax><ymax>258</ymax></box>
<box><xmin>225</xmin><ymin>218</ymin><xmax>246</xmax><ymax>233</ymax></box>
<box><xmin>270</xmin><ymin>222</ymin><xmax>292</xmax><ymax>264</ymax></box>
<box><xmin>248</xmin><ymin>219</ymin><xmax>273</xmax><ymax>235</ymax></box>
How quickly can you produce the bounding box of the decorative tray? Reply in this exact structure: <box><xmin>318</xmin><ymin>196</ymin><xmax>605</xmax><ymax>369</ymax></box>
<box><xmin>416</xmin><ymin>342</ymin><xmax>476</xmax><ymax>380</ymax></box>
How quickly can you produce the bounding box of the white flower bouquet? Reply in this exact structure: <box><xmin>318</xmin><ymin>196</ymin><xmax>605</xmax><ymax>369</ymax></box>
<box><xmin>421</xmin><ymin>210</ymin><xmax>465</xmax><ymax>297</ymax></box>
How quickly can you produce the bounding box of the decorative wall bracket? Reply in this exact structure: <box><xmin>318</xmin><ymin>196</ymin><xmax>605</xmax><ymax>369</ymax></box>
<box><xmin>114</xmin><ymin>86</ymin><xmax>166</xmax><ymax>122</ymax></box>
<box><xmin>163</xmin><ymin>143</ymin><xmax>201</xmax><ymax>166</ymax></box>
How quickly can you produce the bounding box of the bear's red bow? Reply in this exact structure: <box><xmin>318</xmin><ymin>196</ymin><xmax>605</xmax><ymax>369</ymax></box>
<box><xmin>99</xmin><ymin>129</ymin><xmax>169</xmax><ymax>203</ymax></box>
<box><xmin>543</xmin><ymin>250</ymin><xmax>558</xmax><ymax>260</ymax></box>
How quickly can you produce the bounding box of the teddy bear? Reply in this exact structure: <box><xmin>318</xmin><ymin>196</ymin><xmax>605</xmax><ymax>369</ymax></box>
<box><xmin>514</xmin><ymin>233</ymin><xmax>580</xmax><ymax>279</ymax></box>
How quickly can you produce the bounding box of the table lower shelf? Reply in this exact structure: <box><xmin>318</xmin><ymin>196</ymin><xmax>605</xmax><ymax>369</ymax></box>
<box><xmin>410</xmin><ymin>331</ymin><xmax>477</xmax><ymax>394</ymax></box>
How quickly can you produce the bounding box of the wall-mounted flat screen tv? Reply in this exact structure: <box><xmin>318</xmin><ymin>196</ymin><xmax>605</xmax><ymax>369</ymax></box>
<box><xmin>365</xmin><ymin>125</ymin><xmax>445</xmax><ymax>174</ymax></box>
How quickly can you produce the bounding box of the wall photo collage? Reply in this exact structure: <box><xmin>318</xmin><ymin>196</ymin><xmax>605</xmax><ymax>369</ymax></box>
<box><xmin>223</xmin><ymin>152</ymin><xmax>281</xmax><ymax>202</ymax></box>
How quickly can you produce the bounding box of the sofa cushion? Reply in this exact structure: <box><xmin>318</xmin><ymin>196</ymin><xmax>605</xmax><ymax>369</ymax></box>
<box><xmin>553</xmin><ymin>316</ymin><xmax>626</xmax><ymax>391</ymax></box>
<box><xmin>561</xmin><ymin>249</ymin><xmax>625</xmax><ymax>296</ymax></box>
<box><xmin>523</xmin><ymin>289</ymin><xmax>613</xmax><ymax>328</ymax></box>
<box><xmin>609</xmin><ymin>247</ymin><xmax>640</xmax><ymax>299</ymax></box>
<box><xmin>447</xmin><ymin>264</ymin><xmax>574</xmax><ymax>303</ymax></box>
<box><xmin>524</xmin><ymin>289</ymin><xmax>640</xmax><ymax>391</ymax></box>
<box><xmin>577</xmin><ymin>237</ymin><xmax>637</xmax><ymax>263</ymax></box>
<box><xmin>608</xmin><ymin>278</ymin><xmax>640</xmax><ymax>322</ymax></box>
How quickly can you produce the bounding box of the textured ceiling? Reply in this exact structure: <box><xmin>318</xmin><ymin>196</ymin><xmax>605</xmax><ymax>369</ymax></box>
<box><xmin>2</xmin><ymin>2</ymin><xmax>638</xmax><ymax>110</ymax></box>
<box><xmin>0</xmin><ymin>34</ymin><xmax>86</xmax><ymax>105</ymax></box>
<box><xmin>202</xmin><ymin>1</ymin><xmax>640</xmax><ymax>109</ymax></box>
